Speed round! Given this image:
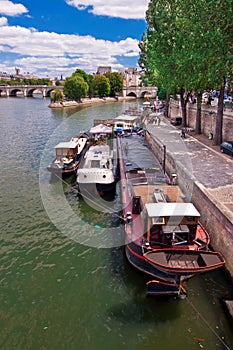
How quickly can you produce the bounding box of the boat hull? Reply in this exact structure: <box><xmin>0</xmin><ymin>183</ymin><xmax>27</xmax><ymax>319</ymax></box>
<box><xmin>126</xmin><ymin>242</ymin><xmax>179</xmax><ymax>284</ymax></box>
<box><xmin>47</xmin><ymin>161</ymin><xmax>80</xmax><ymax>177</ymax></box>
<box><xmin>146</xmin><ymin>279</ymin><xmax>180</xmax><ymax>297</ymax></box>
<box><xmin>78</xmin><ymin>180</ymin><xmax>117</xmax><ymax>196</ymax></box>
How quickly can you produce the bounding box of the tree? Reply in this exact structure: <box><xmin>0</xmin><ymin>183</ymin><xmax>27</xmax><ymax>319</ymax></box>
<box><xmin>104</xmin><ymin>72</ymin><xmax>123</xmax><ymax>97</ymax></box>
<box><xmin>92</xmin><ymin>75</ymin><xmax>110</xmax><ymax>97</ymax></box>
<box><xmin>72</xmin><ymin>69</ymin><xmax>93</xmax><ymax>97</ymax></box>
<box><xmin>51</xmin><ymin>89</ymin><xmax>64</xmax><ymax>102</ymax></box>
<box><xmin>63</xmin><ymin>75</ymin><xmax>88</xmax><ymax>101</ymax></box>
<box><xmin>142</xmin><ymin>0</ymin><xmax>233</xmax><ymax>142</ymax></box>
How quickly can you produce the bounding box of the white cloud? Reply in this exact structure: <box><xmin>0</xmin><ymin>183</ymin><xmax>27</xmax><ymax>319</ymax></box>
<box><xmin>0</xmin><ymin>24</ymin><xmax>140</xmax><ymax>77</ymax></box>
<box><xmin>0</xmin><ymin>0</ymin><xmax>28</xmax><ymax>16</ymax></box>
<box><xmin>0</xmin><ymin>17</ymin><xmax>8</xmax><ymax>26</ymax></box>
<box><xmin>65</xmin><ymin>0</ymin><xmax>148</xmax><ymax>19</ymax></box>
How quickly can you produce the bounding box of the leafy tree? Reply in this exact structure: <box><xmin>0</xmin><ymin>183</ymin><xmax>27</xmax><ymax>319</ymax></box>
<box><xmin>142</xmin><ymin>0</ymin><xmax>233</xmax><ymax>143</ymax></box>
<box><xmin>157</xmin><ymin>86</ymin><xmax>166</xmax><ymax>101</ymax></box>
<box><xmin>63</xmin><ymin>75</ymin><xmax>88</xmax><ymax>101</ymax></box>
<box><xmin>92</xmin><ymin>75</ymin><xmax>110</xmax><ymax>97</ymax></box>
<box><xmin>104</xmin><ymin>72</ymin><xmax>123</xmax><ymax>97</ymax></box>
<box><xmin>72</xmin><ymin>69</ymin><xmax>93</xmax><ymax>97</ymax></box>
<box><xmin>51</xmin><ymin>89</ymin><xmax>64</xmax><ymax>102</ymax></box>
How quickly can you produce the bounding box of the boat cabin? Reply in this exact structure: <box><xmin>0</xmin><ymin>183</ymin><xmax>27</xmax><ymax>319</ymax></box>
<box><xmin>83</xmin><ymin>145</ymin><xmax>113</xmax><ymax>170</ymax></box>
<box><xmin>144</xmin><ymin>202</ymin><xmax>200</xmax><ymax>247</ymax></box>
<box><xmin>114</xmin><ymin>115</ymin><xmax>141</xmax><ymax>133</ymax></box>
<box><xmin>55</xmin><ymin>138</ymin><xmax>81</xmax><ymax>161</ymax></box>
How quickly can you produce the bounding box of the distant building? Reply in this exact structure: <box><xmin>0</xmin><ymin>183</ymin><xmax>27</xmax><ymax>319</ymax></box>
<box><xmin>0</xmin><ymin>68</ymin><xmax>38</xmax><ymax>81</ymax></box>
<box><xmin>0</xmin><ymin>71</ymin><xmax>12</xmax><ymax>80</ymax></box>
<box><xmin>96</xmin><ymin>66</ymin><xmax>112</xmax><ymax>75</ymax></box>
<box><xmin>118</xmin><ymin>67</ymin><xmax>143</xmax><ymax>88</ymax></box>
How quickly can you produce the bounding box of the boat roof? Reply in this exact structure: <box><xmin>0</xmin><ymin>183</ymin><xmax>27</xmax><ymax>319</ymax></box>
<box><xmin>114</xmin><ymin>115</ymin><xmax>139</xmax><ymax>122</ymax></box>
<box><xmin>89</xmin><ymin>124</ymin><xmax>112</xmax><ymax>134</ymax></box>
<box><xmin>55</xmin><ymin>138</ymin><xmax>80</xmax><ymax>149</ymax></box>
<box><xmin>145</xmin><ymin>202</ymin><xmax>200</xmax><ymax>218</ymax></box>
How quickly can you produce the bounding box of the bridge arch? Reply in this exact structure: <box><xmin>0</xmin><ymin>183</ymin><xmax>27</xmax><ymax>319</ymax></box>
<box><xmin>45</xmin><ymin>88</ymin><xmax>57</xmax><ymax>98</ymax></box>
<box><xmin>9</xmin><ymin>88</ymin><xmax>25</xmax><ymax>97</ymax></box>
<box><xmin>123</xmin><ymin>86</ymin><xmax>157</xmax><ymax>99</ymax></box>
<box><xmin>126</xmin><ymin>91</ymin><xmax>137</xmax><ymax>98</ymax></box>
<box><xmin>138</xmin><ymin>90</ymin><xmax>154</xmax><ymax>98</ymax></box>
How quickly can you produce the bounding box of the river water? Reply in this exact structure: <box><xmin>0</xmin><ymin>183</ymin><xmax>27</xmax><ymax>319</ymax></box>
<box><xmin>0</xmin><ymin>96</ymin><xmax>233</xmax><ymax>350</ymax></box>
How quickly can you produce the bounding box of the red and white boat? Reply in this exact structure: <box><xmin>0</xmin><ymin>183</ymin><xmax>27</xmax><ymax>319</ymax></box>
<box><xmin>117</xmin><ymin>133</ymin><xmax>225</xmax><ymax>295</ymax></box>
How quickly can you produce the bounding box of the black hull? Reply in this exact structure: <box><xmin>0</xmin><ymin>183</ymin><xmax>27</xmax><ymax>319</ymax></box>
<box><xmin>96</xmin><ymin>181</ymin><xmax>117</xmax><ymax>195</ymax></box>
<box><xmin>47</xmin><ymin>163</ymin><xmax>79</xmax><ymax>178</ymax></box>
<box><xmin>146</xmin><ymin>280</ymin><xmax>180</xmax><ymax>296</ymax></box>
<box><xmin>78</xmin><ymin>181</ymin><xmax>117</xmax><ymax>198</ymax></box>
<box><xmin>125</xmin><ymin>242</ymin><xmax>179</xmax><ymax>284</ymax></box>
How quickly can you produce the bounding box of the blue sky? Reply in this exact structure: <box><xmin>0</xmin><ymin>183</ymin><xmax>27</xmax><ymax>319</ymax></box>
<box><xmin>0</xmin><ymin>0</ymin><xmax>148</xmax><ymax>78</ymax></box>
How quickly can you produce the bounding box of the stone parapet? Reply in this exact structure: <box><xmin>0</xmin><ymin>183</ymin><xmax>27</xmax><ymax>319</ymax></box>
<box><xmin>169</xmin><ymin>99</ymin><xmax>233</xmax><ymax>141</ymax></box>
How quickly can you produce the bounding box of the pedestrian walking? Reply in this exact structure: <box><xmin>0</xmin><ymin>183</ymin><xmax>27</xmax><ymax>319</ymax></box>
<box><xmin>181</xmin><ymin>127</ymin><xmax>186</xmax><ymax>138</ymax></box>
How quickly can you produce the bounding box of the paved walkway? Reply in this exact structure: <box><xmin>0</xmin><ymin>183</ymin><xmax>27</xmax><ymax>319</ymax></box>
<box><xmin>145</xmin><ymin>114</ymin><xmax>233</xmax><ymax>217</ymax></box>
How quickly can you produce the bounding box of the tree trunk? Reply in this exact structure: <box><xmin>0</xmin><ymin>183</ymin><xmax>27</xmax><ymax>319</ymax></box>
<box><xmin>195</xmin><ymin>91</ymin><xmax>202</xmax><ymax>134</ymax></box>
<box><xmin>180</xmin><ymin>88</ymin><xmax>190</xmax><ymax>127</ymax></box>
<box><xmin>165</xmin><ymin>90</ymin><xmax>170</xmax><ymax>118</ymax></box>
<box><xmin>213</xmin><ymin>82</ymin><xmax>224</xmax><ymax>145</ymax></box>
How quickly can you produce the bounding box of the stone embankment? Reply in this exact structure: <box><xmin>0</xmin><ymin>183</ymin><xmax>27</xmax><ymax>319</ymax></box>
<box><xmin>49</xmin><ymin>96</ymin><xmax>136</xmax><ymax>108</ymax></box>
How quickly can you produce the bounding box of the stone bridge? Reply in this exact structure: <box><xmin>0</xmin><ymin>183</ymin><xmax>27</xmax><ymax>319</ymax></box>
<box><xmin>0</xmin><ymin>84</ymin><xmax>157</xmax><ymax>99</ymax></box>
<box><xmin>0</xmin><ymin>85</ymin><xmax>62</xmax><ymax>97</ymax></box>
<box><xmin>122</xmin><ymin>86</ymin><xmax>157</xmax><ymax>98</ymax></box>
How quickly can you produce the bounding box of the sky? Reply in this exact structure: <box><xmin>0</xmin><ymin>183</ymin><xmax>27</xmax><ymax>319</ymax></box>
<box><xmin>0</xmin><ymin>0</ymin><xmax>149</xmax><ymax>79</ymax></box>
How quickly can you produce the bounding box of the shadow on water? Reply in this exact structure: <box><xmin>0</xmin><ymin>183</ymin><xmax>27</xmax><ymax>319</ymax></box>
<box><xmin>107</xmin><ymin>244</ymin><xmax>182</xmax><ymax>320</ymax></box>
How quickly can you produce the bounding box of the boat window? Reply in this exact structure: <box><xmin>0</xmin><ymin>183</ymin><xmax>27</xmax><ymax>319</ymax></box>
<box><xmin>152</xmin><ymin>217</ymin><xmax>165</xmax><ymax>225</ymax></box>
<box><xmin>91</xmin><ymin>160</ymin><xmax>100</xmax><ymax>167</ymax></box>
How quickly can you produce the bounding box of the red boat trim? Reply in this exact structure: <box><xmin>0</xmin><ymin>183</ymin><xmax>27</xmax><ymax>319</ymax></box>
<box><xmin>146</xmin><ymin>280</ymin><xmax>180</xmax><ymax>287</ymax></box>
<box><xmin>127</xmin><ymin>244</ymin><xmax>145</xmax><ymax>261</ymax></box>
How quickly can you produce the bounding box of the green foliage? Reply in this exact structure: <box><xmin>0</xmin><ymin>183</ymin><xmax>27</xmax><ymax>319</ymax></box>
<box><xmin>63</xmin><ymin>75</ymin><xmax>88</xmax><ymax>100</ymax></box>
<box><xmin>104</xmin><ymin>72</ymin><xmax>123</xmax><ymax>96</ymax></box>
<box><xmin>157</xmin><ymin>86</ymin><xmax>166</xmax><ymax>100</ymax></box>
<box><xmin>143</xmin><ymin>0</ymin><xmax>233</xmax><ymax>93</ymax></box>
<box><xmin>51</xmin><ymin>89</ymin><xmax>64</xmax><ymax>102</ymax></box>
<box><xmin>142</xmin><ymin>0</ymin><xmax>233</xmax><ymax>140</ymax></box>
<box><xmin>92</xmin><ymin>75</ymin><xmax>110</xmax><ymax>97</ymax></box>
<box><xmin>0</xmin><ymin>78</ymin><xmax>51</xmax><ymax>85</ymax></box>
<box><xmin>72</xmin><ymin>69</ymin><xmax>93</xmax><ymax>97</ymax></box>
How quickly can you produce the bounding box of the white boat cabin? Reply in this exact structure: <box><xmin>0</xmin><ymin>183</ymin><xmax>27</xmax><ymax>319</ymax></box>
<box><xmin>54</xmin><ymin>137</ymin><xmax>87</xmax><ymax>162</ymax></box>
<box><xmin>114</xmin><ymin>115</ymin><xmax>140</xmax><ymax>133</ymax></box>
<box><xmin>83</xmin><ymin>144</ymin><xmax>113</xmax><ymax>170</ymax></box>
<box><xmin>144</xmin><ymin>202</ymin><xmax>201</xmax><ymax>246</ymax></box>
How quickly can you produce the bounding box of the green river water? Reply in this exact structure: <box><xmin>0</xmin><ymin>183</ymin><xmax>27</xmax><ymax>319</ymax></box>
<box><xmin>0</xmin><ymin>96</ymin><xmax>232</xmax><ymax>350</ymax></box>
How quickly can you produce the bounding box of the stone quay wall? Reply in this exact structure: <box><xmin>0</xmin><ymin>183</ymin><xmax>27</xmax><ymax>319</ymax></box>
<box><xmin>192</xmin><ymin>183</ymin><xmax>233</xmax><ymax>277</ymax></box>
<box><xmin>169</xmin><ymin>99</ymin><xmax>233</xmax><ymax>141</ymax></box>
<box><xmin>145</xmin><ymin>131</ymin><xmax>233</xmax><ymax>279</ymax></box>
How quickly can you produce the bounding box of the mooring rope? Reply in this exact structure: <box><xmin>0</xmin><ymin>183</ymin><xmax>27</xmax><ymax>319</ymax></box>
<box><xmin>52</xmin><ymin>172</ymin><xmax>125</xmax><ymax>222</ymax></box>
<box><xmin>185</xmin><ymin>297</ymin><xmax>231</xmax><ymax>350</ymax></box>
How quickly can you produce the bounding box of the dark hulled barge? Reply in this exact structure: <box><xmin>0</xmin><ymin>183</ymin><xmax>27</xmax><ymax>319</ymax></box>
<box><xmin>117</xmin><ymin>133</ymin><xmax>225</xmax><ymax>296</ymax></box>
